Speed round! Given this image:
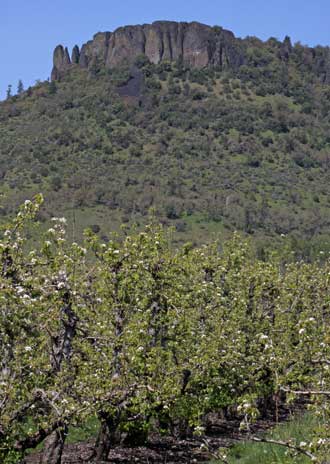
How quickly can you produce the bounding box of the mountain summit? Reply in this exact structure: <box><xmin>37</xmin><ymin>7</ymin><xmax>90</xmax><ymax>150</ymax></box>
<box><xmin>52</xmin><ymin>21</ymin><xmax>243</xmax><ymax>80</ymax></box>
<box><xmin>51</xmin><ymin>20</ymin><xmax>330</xmax><ymax>85</ymax></box>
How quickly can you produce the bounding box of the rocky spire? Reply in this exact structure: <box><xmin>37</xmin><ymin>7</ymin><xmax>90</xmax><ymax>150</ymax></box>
<box><xmin>71</xmin><ymin>45</ymin><xmax>80</xmax><ymax>64</ymax></box>
<box><xmin>51</xmin><ymin>45</ymin><xmax>71</xmax><ymax>81</ymax></box>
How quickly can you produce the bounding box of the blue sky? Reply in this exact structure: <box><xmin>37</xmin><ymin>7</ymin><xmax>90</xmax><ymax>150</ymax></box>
<box><xmin>1</xmin><ymin>0</ymin><xmax>330</xmax><ymax>99</ymax></box>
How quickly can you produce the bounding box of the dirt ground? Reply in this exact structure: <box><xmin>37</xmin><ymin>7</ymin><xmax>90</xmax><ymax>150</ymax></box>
<box><xmin>24</xmin><ymin>414</ymin><xmax>288</xmax><ymax>463</ymax></box>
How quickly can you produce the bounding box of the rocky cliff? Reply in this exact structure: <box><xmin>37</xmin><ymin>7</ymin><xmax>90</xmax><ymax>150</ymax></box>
<box><xmin>51</xmin><ymin>21</ymin><xmax>244</xmax><ymax>80</ymax></box>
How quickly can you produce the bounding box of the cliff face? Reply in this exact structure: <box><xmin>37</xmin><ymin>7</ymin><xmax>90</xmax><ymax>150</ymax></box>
<box><xmin>51</xmin><ymin>21</ymin><xmax>244</xmax><ymax>80</ymax></box>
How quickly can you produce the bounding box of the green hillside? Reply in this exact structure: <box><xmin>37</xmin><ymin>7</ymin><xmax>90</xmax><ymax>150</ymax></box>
<box><xmin>2</xmin><ymin>35</ymin><xmax>330</xmax><ymax>258</ymax></box>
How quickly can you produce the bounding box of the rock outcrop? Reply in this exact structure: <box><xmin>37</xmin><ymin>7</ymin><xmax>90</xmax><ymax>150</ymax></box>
<box><xmin>51</xmin><ymin>45</ymin><xmax>71</xmax><ymax>81</ymax></box>
<box><xmin>71</xmin><ymin>45</ymin><xmax>80</xmax><ymax>64</ymax></box>
<box><xmin>51</xmin><ymin>20</ymin><xmax>244</xmax><ymax>80</ymax></box>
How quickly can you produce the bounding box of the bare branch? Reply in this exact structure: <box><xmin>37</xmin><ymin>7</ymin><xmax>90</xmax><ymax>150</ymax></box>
<box><xmin>312</xmin><ymin>358</ymin><xmax>330</xmax><ymax>366</ymax></box>
<box><xmin>250</xmin><ymin>436</ymin><xmax>315</xmax><ymax>460</ymax></box>
<box><xmin>281</xmin><ymin>387</ymin><xmax>330</xmax><ymax>396</ymax></box>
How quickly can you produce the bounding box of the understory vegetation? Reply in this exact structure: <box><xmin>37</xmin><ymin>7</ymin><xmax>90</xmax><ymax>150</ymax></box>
<box><xmin>1</xmin><ymin>196</ymin><xmax>330</xmax><ymax>463</ymax></box>
<box><xmin>225</xmin><ymin>414</ymin><xmax>315</xmax><ymax>463</ymax></box>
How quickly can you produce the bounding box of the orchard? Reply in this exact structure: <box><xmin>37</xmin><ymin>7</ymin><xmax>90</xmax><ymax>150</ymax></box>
<box><xmin>1</xmin><ymin>196</ymin><xmax>330</xmax><ymax>463</ymax></box>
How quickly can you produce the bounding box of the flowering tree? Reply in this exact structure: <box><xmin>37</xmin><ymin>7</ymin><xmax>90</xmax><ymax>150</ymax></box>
<box><xmin>0</xmin><ymin>196</ymin><xmax>90</xmax><ymax>463</ymax></box>
<box><xmin>1</xmin><ymin>197</ymin><xmax>330</xmax><ymax>463</ymax></box>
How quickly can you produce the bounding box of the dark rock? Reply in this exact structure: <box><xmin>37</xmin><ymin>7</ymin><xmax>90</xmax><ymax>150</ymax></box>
<box><xmin>106</xmin><ymin>26</ymin><xmax>145</xmax><ymax>67</ymax></box>
<box><xmin>79</xmin><ymin>43</ymin><xmax>89</xmax><ymax>68</ymax></box>
<box><xmin>117</xmin><ymin>67</ymin><xmax>145</xmax><ymax>98</ymax></box>
<box><xmin>51</xmin><ymin>45</ymin><xmax>71</xmax><ymax>81</ymax></box>
<box><xmin>71</xmin><ymin>45</ymin><xmax>80</xmax><ymax>64</ymax></box>
<box><xmin>51</xmin><ymin>21</ymin><xmax>246</xmax><ymax>80</ymax></box>
<box><xmin>85</xmin><ymin>32</ymin><xmax>112</xmax><ymax>67</ymax></box>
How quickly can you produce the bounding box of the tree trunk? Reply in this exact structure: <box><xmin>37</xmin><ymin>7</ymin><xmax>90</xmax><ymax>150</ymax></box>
<box><xmin>93</xmin><ymin>415</ymin><xmax>119</xmax><ymax>462</ymax></box>
<box><xmin>41</xmin><ymin>427</ymin><xmax>67</xmax><ymax>464</ymax></box>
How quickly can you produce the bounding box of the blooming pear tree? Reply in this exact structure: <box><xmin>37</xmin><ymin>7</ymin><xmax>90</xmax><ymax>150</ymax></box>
<box><xmin>0</xmin><ymin>196</ymin><xmax>90</xmax><ymax>463</ymax></box>
<box><xmin>2</xmin><ymin>197</ymin><xmax>330</xmax><ymax>463</ymax></box>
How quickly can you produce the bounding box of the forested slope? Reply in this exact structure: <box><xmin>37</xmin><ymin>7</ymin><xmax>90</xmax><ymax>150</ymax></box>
<box><xmin>2</xmin><ymin>27</ymin><xmax>330</xmax><ymax>257</ymax></box>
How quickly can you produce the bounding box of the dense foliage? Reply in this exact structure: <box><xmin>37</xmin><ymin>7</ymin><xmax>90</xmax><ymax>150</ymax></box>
<box><xmin>1</xmin><ymin>197</ymin><xmax>330</xmax><ymax>463</ymax></box>
<box><xmin>2</xmin><ymin>36</ymin><xmax>330</xmax><ymax>257</ymax></box>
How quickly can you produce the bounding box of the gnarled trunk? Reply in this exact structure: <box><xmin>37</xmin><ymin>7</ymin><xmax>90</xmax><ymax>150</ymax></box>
<box><xmin>93</xmin><ymin>414</ymin><xmax>119</xmax><ymax>462</ymax></box>
<box><xmin>94</xmin><ymin>420</ymin><xmax>112</xmax><ymax>462</ymax></box>
<box><xmin>41</xmin><ymin>426</ymin><xmax>67</xmax><ymax>464</ymax></box>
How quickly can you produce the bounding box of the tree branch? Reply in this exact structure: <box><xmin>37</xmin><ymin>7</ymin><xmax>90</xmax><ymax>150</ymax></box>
<box><xmin>14</xmin><ymin>420</ymin><xmax>64</xmax><ymax>452</ymax></box>
<box><xmin>281</xmin><ymin>387</ymin><xmax>330</xmax><ymax>396</ymax></box>
<box><xmin>250</xmin><ymin>436</ymin><xmax>315</xmax><ymax>460</ymax></box>
<box><xmin>312</xmin><ymin>358</ymin><xmax>330</xmax><ymax>366</ymax></box>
